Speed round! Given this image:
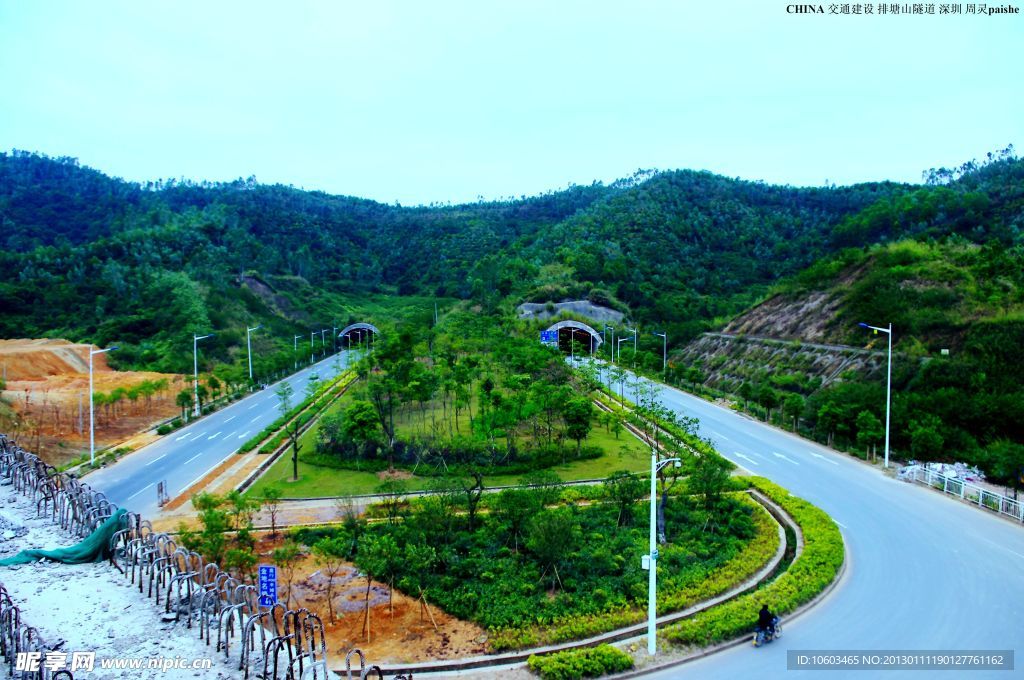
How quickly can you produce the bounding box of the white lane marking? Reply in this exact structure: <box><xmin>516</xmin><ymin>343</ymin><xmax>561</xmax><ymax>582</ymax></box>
<box><xmin>185</xmin><ymin>452</ymin><xmax>203</xmax><ymax>465</ymax></box>
<box><xmin>834</xmin><ymin>520</ymin><xmax>848</xmax><ymax>529</ymax></box>
<box><xmin>250</xmin><ymin>416</ymin><xmax>262</xmax><ymax>423</ymax></box>
<box><xmin>811</xmin><ymin>452</ymin><xmax>839</xmax><ymax>466</ymax></box>
<box><xmin>248</xmin><ymin>402</ymin><xmax>260</xmax><ymax>410</ymax></box>
<box><xmin>226</xmin><ymin>431</ymin><xmax>236</xmax><ymax>439</ymax></box>
<box><xmin>978</xmin><ymin>537</ymin><xmax>1024</xmax><ymax>560</ymax></box>
<box><xmin>732</xmin><ymin>452</ymin><xmax>760</xmax><ymax>466</ymax></box>
<box><xmin>711</xmin><ymin>430</ymin><xmax>731</xmax><ymax>441</ymax></box>
<box><xmin>772</xmin><ymin>451</ymin><xmax>800</xmax><ymax>466</ymax></box>
<box><xmin>224</xmin><ymin>415</ymin><xmax>237</xmax><ymax>423</ymax></box>
<box><xmin>238</xmin><ymin>431</ymin><xmax>251</xmax><ymax>439</ymax></box>
<box><xmin>175</xmin><ymin>433</ymin><xmax>191</xmax><ymax>441</ymax></box>
<box><xmin>126</xmin><ymin>482</ymin><xmax>154</xmax><ymax>501</ymax></box>
<box><xmin>208</xmin><ymin>431</ymin><xmax>222</xmax><ymax>440</ymax></box>
<box><xmin>189</xmin><ymin>431</ymin><xmax>205</xmax><ymax>441</ymax></box>
<box><xmin>144</xmin><ymin>454</ymin><xmax>167</xmax><ymax>467</ymax></box>
<box><xmin>178</xmin><ymin>461</ymin><xmax>223</xmax><ymax>495</ymax></box>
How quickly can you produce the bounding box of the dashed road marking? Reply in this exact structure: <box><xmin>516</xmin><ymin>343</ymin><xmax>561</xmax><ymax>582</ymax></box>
<box><xmin>733</xmin><ymin>452</ymin><xmax>760</xmax><ymax>466</ymax></box>
<box><xmin>772</xmin><ymin>451</ymin><xmax>800</xmax><ymax>465</ymax></box>
<box><xmin>144</xmin><ymin>454</ymin><xmax>166</xmax><ymax>466</ymax></box>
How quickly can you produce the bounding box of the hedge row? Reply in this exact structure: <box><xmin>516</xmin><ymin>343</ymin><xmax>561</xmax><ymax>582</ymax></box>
<box><xmin>236</xmin><ymin>371</ymin><xmax>355</xmax><ymax>454</ymax></box>
<box><xmin>527</xmin><ymin>644</ymin><xmax>633</xmax><ymax>680</ymax></box>
<box><xmin>661</xmin><ymin>476</ymin><xmax>844</xmax><ymax>647</ymax></box>
<box><xmin>490</xmin><ymin>493</ymin><xmax>780</xmax><ymax>651</ymax></box>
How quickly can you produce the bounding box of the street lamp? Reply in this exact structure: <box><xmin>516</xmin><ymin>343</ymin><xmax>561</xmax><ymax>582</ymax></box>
<box><xmin>320</xmin><ymin>329</ymin><xmax>328</xmax><ymax>357</ymax></box>
<box><xmin>193</xmin><ymin>333</ymin><xmax>214</xmax><ymax>417</ymax></box>
<box><xmin>293</xmin><ymin>335</ymin><xmax>302</xmax><ymax>370</ymax></box>
<box><xmin>246</xmin><ymin>325</ymin><xmax>262</xmax><ymax>383</ymax></box>
<box><xmin>625</xmin><ymin>327</ymin><xmax>637</xmax><ymax>367</ymax></box>
<box><xmin>89</xmin><ymin>345</ymin><xmax>118</xmax><ymax>466</ymax></box>
<box><xmin>310</xmin><ymin>331</ymin><xmax>315</xmax><ymax>364</ymax></box>
<box><xmin>644</xmin><ymin>453</ymin><xmax>681</xmax><ymax>655</ymax></box>
<box><xmin>859</xmin><ymin>322</ymin><xmax>893</xmax><ymax>468</ymax></box>
<box><xmin>653</xmin><ymin>331</ymin><xmax>667</xmax><ymax>376</ymax></box>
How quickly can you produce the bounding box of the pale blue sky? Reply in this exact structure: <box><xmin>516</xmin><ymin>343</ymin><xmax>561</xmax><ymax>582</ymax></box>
<box><xmin>2</xmin><ymin>1</ymin><xmax>1021</xmax><ymax>205</ymax></box>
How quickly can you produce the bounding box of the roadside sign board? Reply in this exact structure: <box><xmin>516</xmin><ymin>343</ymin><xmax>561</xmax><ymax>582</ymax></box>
<box><xmin>258</xmin><ymin>564</ymin><xmax>278</xmax><ymax>607</ymax></box>
<box><xmin>540</xmin><ymin>330</ymin><xmax>558</xmax><ymax>344</ymax></box>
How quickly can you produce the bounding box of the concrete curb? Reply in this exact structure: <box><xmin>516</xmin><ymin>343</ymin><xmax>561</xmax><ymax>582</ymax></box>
<box><xmin>358</xmin><ymin>490</ymin><xmax>793</xmax><ymax>678</ymax></box>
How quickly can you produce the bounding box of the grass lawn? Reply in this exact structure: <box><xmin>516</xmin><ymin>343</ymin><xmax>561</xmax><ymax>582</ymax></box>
<box><xmin>246</xmin><ymin>394</ymin><xmax>649</xmax><ymax>499</ymax></box>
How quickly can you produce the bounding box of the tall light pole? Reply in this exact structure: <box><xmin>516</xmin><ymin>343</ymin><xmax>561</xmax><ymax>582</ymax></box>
<box><xmin>293</xmin><ymin>335</ymin><xmax>302</xmax><ymax>370</ymax></box>
<box><xmin>617</xmin><ymin>335</ymin><xmax>634</xmax><ymax>402</ymax></box>
<box><xmin>193</xmin><ymin>333</ymin><xmax>214</xmax><ymax>417</ymax></box>
<box><xmin>310</xmin><ymin>332</ymin><xmax>315</xmax><ymax>364</ymax></box>
<box><xmin>605</xmin><ymin>325</ymin><xmax>615</xmax><ymax>363</ymax></box>
<box><xmin>625</xmin><ymin>327</ymin><xmax>637</xmax><ymax>367</ymax></box>
<box><xmin>246</xmin><ymin>325</ymin><xmax>262</xmax><ymax>383</ymax></box>
<box><xmin>653</xmin><ymin>331</ymin><xmax>667</xmax><ymax>376</ymax></box>
<box><xmin>859</xmin><ymin>322</ymin><xmax>893</xmax><ymax>468</ymax></box>
<box><xmin>332</xmin><ymin>326</ymin><xmax>337</xmax><ymax>354</ymax></box>
<box><xmin>320</xmin><ymin>329</ymin><xmax>328</xmax><ymax>357</ymax></box>
<box><xmin>89</xmin><ymin>345</ymin><xmax>118</xmax><ymax>466</ymax></box>
<box><xmin>645</xmin><ymin>452</ymin><xmax>681</xmax><ymax>655</ymax></box>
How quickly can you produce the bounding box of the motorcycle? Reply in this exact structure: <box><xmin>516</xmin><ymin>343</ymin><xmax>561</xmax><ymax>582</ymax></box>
<box><xmin>752</xmin><ymin>617</ymin><xmax>782</xmax><ymax>647</ymax></box>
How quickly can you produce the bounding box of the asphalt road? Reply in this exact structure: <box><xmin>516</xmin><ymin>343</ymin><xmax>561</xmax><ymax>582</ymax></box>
<box><xmin>87</xmin><ymin>350</ymin><xmax>353</xmax><ymax>516</ymax></box>
<box><xmin>601</xmin><ymin>367</ymin><xmax>1023</xmax><ymax>679</ymax></box>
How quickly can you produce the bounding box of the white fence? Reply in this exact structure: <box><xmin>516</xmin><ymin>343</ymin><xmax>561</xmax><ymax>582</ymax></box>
<box><xmin>900</xmin><ymin>465</ymin><xmax>1024</xmax><ymax>523</ymax></box>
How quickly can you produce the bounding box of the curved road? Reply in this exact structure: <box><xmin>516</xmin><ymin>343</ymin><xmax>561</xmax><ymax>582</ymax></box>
<box><xmin>87</xmin><ymin>350</ymin><xmax>353</xmax><ymax>516</ymax></box>
<box><xmin>604</xmin><ymin>370</ymin><xmax>1023</xmax><ymax>679</ymax></box>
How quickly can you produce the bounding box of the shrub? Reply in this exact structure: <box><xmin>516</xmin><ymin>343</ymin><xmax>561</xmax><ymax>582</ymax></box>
<box><xmin>527</xmin><ymin>644</ymin><xmax>633</xmax><ymax>680</ymax></box>
<box><xmin>156</xmin><ymin>424</ymin><xmax>173</xmax><ymax>435</ymax></box>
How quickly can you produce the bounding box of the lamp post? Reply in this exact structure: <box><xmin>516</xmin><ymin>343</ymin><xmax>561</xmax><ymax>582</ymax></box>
<box><xmin>246</xmin><ymin>325</ymin><xmax>262</xmax><ymax>383</ymax></box>
<box><xmin>293</xmin><ymin>335</ymin><xmax>302</xmax><ymax>370</ymax></box>
<box><xmin>320</xmin><ymin>329</ymin><xmax>328</xmax><ymax>357</ymax></box>
<box><xmin>645</xmin><ymin>452</ymin><xmax>681</xmax><ymax>655</ymax></box>
<box><xmin>310</xmin><ymin>332</ymin><xmax>315</xmax><ymax>365</ymax></box>
<box><xmin>653</xmin><ymin>331</ymin><xmax>667</xmax><ymax>376</ymax></box>
<box><xmin>89</xmin><ymin>345</ymin><xmax>118</xmax><ymax>466</ymax></box>
<box><xmin>625</xmin><ymin>327</ymin><xmax>637</xmax><ymax>367</ymax></box>
<box><xmin>332</xmin><ymin>326</ymin><xmax>337</xmax><ymax>354</ymax></box>
<box><xmin>192</xmin><ymin>333</ymin><xmax>214</xmax><ymax>417</ymax></box>
<box><xmin>617</xmin><ymin>336</ymin><xmax>634</xmax><ymax>402</ymax></box>
<box><xmin>859</xmin><ymin>322</ymin><xmax>893</xmax><ymax>468</ymax></box>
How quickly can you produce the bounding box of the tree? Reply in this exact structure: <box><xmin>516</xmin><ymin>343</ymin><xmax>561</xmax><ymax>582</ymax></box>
<box><xmin>175</xmin><ymin>389</ymin><xmax>191</xmax><ymax>421</ymax></box>
<box><xmin>526</xmin><ymin>506</ymin><xmax>580</xmax><ymax>592</ymax></box>
<box><xmin>458</xmin><ymin>471</ymin><xmax>485</xmax><ymax>531</ymax></box>
<box><xmin>275</xmin><ymin>381</ymin><xmax>300</xmax><ymax>481</ymax></box>
<box><xmin>783</xmin><ymin>393</ymin><xmax>805</xmax><ymax>432</ymax></box>
<box><xmin>521</xmin><ymin>469</ymin><xmax>564</xmax><ymax>506</ymax></box>
<box><xmin>855</xmin><ymin>410</ymin><xmax>884</xmax><ymax>461</ymax></box>
<box><xmin>261</xmin><ymin>487</ymin><xmax>284</xmax><ymax>538</ymax></box>
<box><xmin>562</xmin><ymin>397</ymin><xmax>594</xmax><ymax>458</ymax></box>
<box><xmin>195</xmin><ymin>383</ymin><xmax>209</xmax><ymax>411</ymax></box>
<box><xmin>342</xmin><ymin>400</ymin><xmax>380</xmax><ymax>444</ymax></box>
<box><xmin>312</xmin><ymin>536</ymin><xmax>348</xmax><ymax>623</ymax></box>
<box><xmin>757</xmin><ymin>385</ymin><xmax>779</xmax><ymax>422</ymax></box>
<box><xmin>604</xmin><ymin>470</ymin><xmax>645</xmax><ymax>527</ymax></box>
<box><xmin>375</xmin><ymin>479</ymin><xmax>407</xmax><ymax>525</ymax></box>
<box><xmin>493</xmin><ymin>488</ymin><xmax>542</xmax><ymax>552</ymax></box>
<box><xmin>689</xmin><ymin>452</ymin><xmax>731</xmax><ymax>512</ymax></box>
<box><xmin>272</xmin><ymin>541</ymin><xmax>302</xmax><ymax>609</ymax></box>
<box><xmin>910</xmin><ymin>415</ymin><xmax>944</xmax><ymax>463</ymax></box>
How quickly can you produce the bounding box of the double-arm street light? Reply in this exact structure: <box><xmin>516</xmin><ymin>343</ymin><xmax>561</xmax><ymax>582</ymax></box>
<box><xmin>653</xmin><ymin>331</ymin><xmax>667</xmax><ymax>375</ymax></box>
<box><xmin>644</xmin><ymin>452</ymin><xmax>681</xmax><ymax>655</ymax></box>
<box><xmin>89</xmin><ymin>345</ymin><xmax>118</xmax><ymax>466</ymax></box>
<box><xmin>859</xmin><ymin>322</ymin><xmax>893</xmax><ymax>468</ymax></box>
<box><xmin>246</xmin><ymin>325</ymin><xmax>261</xmax><ymax>383</ymax></box>
<box><xmin>293</xmin><ymin>335</ymin><xmax>302</xmax><ymax>370</ymax></box>
<box><xmin>193</xmin><ymin>333</ymin><xmax>214</xmax><ymax>417</ymax></box>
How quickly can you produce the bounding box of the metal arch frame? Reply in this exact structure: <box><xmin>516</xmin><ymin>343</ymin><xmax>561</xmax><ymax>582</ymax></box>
<box><xmin>544</xmin><ymin>320</ymin><xmax>604</xmax><ymax>349</ymax></box>
<box><xmin>338</xmin><ymin>323</ymin><xmax>381</xmax><ymax>339</ymax></box>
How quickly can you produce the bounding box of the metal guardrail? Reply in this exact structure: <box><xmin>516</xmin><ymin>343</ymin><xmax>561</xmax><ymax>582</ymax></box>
<box><xmin>900</xmin><ymin>465</ymin><xmax>1024</xmax><ymax>523</ymax></box>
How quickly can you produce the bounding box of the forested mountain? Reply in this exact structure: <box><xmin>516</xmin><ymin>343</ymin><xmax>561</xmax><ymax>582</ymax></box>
<box><xmin>1</xmin><ymin>148</ymin><xmax>1020</xmax><ymax>379</ymax></box>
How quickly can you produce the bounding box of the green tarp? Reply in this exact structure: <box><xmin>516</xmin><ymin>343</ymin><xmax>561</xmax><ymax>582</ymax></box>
<box><xmin>0</xmin><ymin>508</ymin><xmax>127</xmax><ymax>566</ymax></box>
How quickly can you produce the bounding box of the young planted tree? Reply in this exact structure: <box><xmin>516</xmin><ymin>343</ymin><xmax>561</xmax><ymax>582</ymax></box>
<box><xmin>375</xmin><ymin>479</ymin><xmax>408</xmax><ymax>525</ymax></box>
<box><xmin>312</xmin><ymin>536</ymin><xmax>348</xmax><ymax>623</ymax></box>
<box><xmin>855</xmin><ymin>410</ymin><xmax>884</xmax><ymax>461</ymax></box>
<box><xmin>604</xmin><ymin>470</ymin><xmax>645</xmax><ymax>527</ymax></box>
<box><xmin>526</xmin><ymin>506</ymin><xmax>581</xmax><ymax>592</ymax></box>
<box><xmin>272</xmin><ymin>540</ymin><xmax>302</xmax><ymax>609</ymax></box>
<box><xmin>261</xmin><ymin>487</ymin><xmax>284</xmax><ymax>538</ymax></box>
<box><xmin>493</xmin><ymin>488</ymin><xmax>542</xmax><ymax>552</ymax></box>
<box><xmin>562</xmin><ymin>397</ymin><xmax>594</xmax><ymax>458</ymax></box>
<box><xmin>275</xmin><ymin>381</ymin><xmax>300</xmax><ymax>481</ymax></box>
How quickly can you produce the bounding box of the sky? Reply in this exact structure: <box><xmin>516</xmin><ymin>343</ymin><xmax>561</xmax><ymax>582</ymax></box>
<box><xmin>1</xmin><ymin>1</ymin><xmax>1021</xmax><ymax>205</ymax></box>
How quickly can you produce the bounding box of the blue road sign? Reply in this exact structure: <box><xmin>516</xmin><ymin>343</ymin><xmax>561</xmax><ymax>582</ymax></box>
<box><xmin>540</xmin><ymin>330</ymin><xmax>558</xmax><ymax>344</ymax></box>
<box><xmin>258</xmin><ymin>564</ymin><xmax>278</xmax><ymax>607</ymax></box>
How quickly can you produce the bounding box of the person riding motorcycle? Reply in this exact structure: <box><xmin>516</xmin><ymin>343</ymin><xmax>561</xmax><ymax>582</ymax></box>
<box><xmin>757</xmin><ymin>604</ymin><xmax>776</xmax><ymax>636</ymax></box>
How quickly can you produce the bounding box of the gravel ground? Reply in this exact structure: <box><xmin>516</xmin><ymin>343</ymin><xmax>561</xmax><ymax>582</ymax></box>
<box><xmin>0</xmin><ymin>483</ymin><xmax>243</xmax><ymax>679</ymax></box>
